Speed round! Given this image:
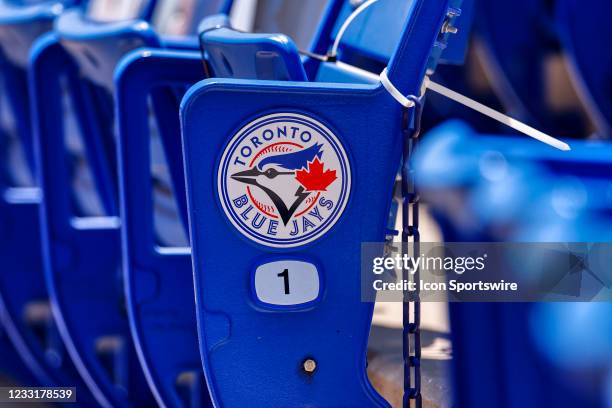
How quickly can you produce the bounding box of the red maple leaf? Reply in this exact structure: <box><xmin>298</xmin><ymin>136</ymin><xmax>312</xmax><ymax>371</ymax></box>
<box><xmin>295</xmin><ymin>158</ymin><xmax>337</xmax><ymax>191</ymax></box>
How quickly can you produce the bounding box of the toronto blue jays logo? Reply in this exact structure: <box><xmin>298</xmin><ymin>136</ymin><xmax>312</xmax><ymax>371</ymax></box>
<box><xmin>218</xmin><ymin>113</ymin><xmax>351</xmax><ymax>247</ymax></box>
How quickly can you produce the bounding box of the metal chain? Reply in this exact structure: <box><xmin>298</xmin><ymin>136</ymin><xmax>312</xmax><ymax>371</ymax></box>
<box><xmin>402</xmin><ymin>95</ymin><xmax>423</xmax><ymax>408</ymax></box>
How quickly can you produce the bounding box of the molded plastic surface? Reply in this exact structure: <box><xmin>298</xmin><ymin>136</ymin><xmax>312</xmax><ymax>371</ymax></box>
<box><xmin>0</xmin><ymin>0</ymin><xmax>96</xmax><ymax>395</ymax></box>
<box><xmin>55</xmin><ymin>8</ymin><xmax>160</xmax><ymax>89</ymax></box>
<box><xmin>115</xmin><ymin>49</ymin><xmax>211</xmax><ymax>408</ymax></box>
<box><xmin>31</xmin><ymin>32</ymin><xmax>155</xmax><ymax>407</ymax></box>
<box><xmin>200</xmin><ymin>20</ymin><xmax>307</xmax><ymax>81</ymax></box>
<box><xmin>31</xmin><ymin>4</ymin><xmax>187</xmax><ymax>403</ymax></box>
<box><xmin>116</xmin><ymin>2</ymin><xmax>338</xmax><ymax>404</ymax></box>
<box><xmin>181</xmin><ymin>1</ymin><xmax>449</xmax><ymax>406</ymax></box>
<box><xmin>33</xmin><ymin>1</ymin><xmax>231</xmax><ymax>406</ymax></box>
<box><xmin>0</xmin><ymin>0</ymin><xmax>74</xmax><ymax>66</ymax></box>
<box><xmin>330</xmin><ymin>0</ymin><xmax>465</xmax><ymax>70</ymax></box>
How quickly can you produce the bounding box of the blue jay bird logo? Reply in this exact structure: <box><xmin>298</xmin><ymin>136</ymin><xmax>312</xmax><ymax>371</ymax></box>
<box><xmin>230</xmin><ymin>143</ymin><xmax>332</xmax><ymax>225</ymax></box>
<box><xmin>218</xmin><ymin>113</ymin><xmax>351</xmax><ymax>248</ymax></box>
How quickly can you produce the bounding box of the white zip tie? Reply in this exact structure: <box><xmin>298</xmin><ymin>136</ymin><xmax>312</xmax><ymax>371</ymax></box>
<box><xmin>330</xmin><ymin>0</ymin><xmax>379</xmax><ymax>59</ymax></box>
<box><xmin>425</xmin><ymin>78</ymin><xmax>571</xmax><ymax>151</ymax></box>
<box><xmin>330</xmin><ymin>0</ymin><xmax>570</xmax><ymax>152</ymax></box>
<box><xmin>379</xmin><ymin>68</ymin><xmax>571</xmax><ymax>151</ymax></box>
<box><xmin>380</xmin><ymin>67</ymin><xmax>417</xmax><ymax>108</ymax></box>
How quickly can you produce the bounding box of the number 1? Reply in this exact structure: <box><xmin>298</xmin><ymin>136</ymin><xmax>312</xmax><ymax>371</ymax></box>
<box><xmin>278</xmin><ymin>269</ymin><xmax>290</xmax><ymax>294</ymax></box>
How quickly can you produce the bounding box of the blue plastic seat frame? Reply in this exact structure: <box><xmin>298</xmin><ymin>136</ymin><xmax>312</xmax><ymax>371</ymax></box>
<box><xmin>180</xmin><ymin>1</ymin><xmax>451</xmax><ymax>406</ymax></box>
<box><xmin>30</xmin><ymin>0</ymin><xmax>235</xmax><ymax>404</ymax></box>
<box><xmin>30</xmin><ymin>29</ymin><xmax>156</xmax><ymax>407</ymax></box>
<box><xmin>415</xmin><ymin>121</ymin><xmax>612</xmax><ymax>407</ymax></box>
<box><xmin>0</xmin><ymin>0</ymin><xmax>100</xmax><ymax>396</ymax></box>
<box><xmin>114</xmin><ymin>2</ymin><xmax>342</xmax><ymax>405</ymax></box>
<box><xmin>115</xmin><ymin>49</ymin><xmax>210</xmax><ymax>408</ymax></box>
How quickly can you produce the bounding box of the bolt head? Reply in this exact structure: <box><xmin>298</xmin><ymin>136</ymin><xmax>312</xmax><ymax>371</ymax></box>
<box><xmin>441</xmin><ymin>21</ymin><xmax>459</xmax><ymax>34</ymax></box>
<box><xmin>303</xmin><ymin>359</ymin><xmax>317</xmax><ymax>373</ymax></box>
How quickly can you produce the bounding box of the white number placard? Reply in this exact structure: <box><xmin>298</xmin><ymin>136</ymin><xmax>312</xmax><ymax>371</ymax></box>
<box><xmin>254</xmin><ymin>260</ymin><xmax>320</xmax><ymax>306</ymax></box>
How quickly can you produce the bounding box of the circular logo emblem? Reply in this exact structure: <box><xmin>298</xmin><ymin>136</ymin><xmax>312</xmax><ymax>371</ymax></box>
<box><xmin>218</xmin><ymin>112</ymin><xmax>351</xmax><ymax>248</ymax></box>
